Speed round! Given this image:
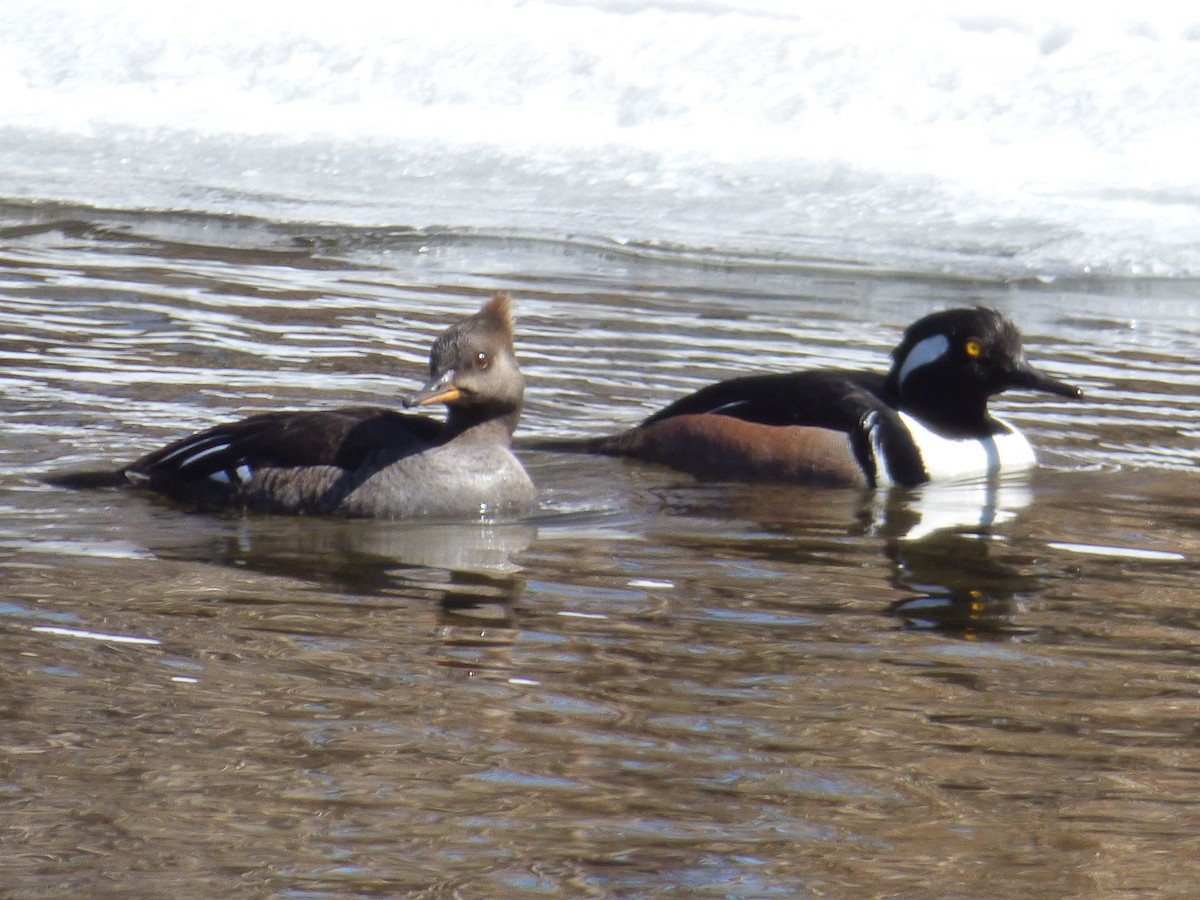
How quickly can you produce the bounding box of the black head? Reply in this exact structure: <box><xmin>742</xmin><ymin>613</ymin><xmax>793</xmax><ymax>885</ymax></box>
<box><xmin>884</xmin><ymin>307</ymin><xmax>1081</xmax><ymax>434</ymax></box>
<box><xmin>403</xmin><ymin>293</ymin><xmax>525</xmax><ymax>433</ymax></box>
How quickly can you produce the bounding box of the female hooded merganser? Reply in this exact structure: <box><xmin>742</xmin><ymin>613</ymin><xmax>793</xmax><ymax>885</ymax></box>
<box><xmin>52</xmin><ymin>293</ymin><xmax>537</xmax><ymax>518</ymax></box>
<box><xmin>572</xmin><ymin>307</ymin><xmax>1081</xmax><ymax>488</ymax></box>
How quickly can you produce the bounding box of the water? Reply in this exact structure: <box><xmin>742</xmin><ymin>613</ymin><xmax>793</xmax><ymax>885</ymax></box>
<box><xmin>3</xmin><ymin>209</ymin><xmax>1200</xmax><ymax>897</ymax></box>
<box><xmin>4</xmin><ymin>3</ymin><xmax>1200</xmax><ymax>895</ymax></box>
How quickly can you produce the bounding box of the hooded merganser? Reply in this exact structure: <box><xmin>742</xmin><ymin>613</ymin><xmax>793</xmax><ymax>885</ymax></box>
<box><xmin>569</xmin><ymin>307</ymin><xmax>1081</xmax><ymax>488</ymax></box>
<box><xmin>51</xmin><ymin>293</ymin><xmax>537</xmax><ymax>518</ymax></box>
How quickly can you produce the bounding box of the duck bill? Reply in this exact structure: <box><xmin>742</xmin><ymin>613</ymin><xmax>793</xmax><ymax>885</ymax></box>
<box><xmin>404</xmin><ymin>370</ymin><xmax>463</xmax><ymax>408</ymax></box>
<box><xmin>1008</xmin><ymin>363</ymin><xmax>1082</xmax><ymax>399</ymax></box>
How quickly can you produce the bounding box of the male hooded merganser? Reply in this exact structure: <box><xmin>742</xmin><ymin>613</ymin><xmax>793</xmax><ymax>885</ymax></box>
<box><xmin>572</xmin><ymin>307</ymin><xmax>1081</xmax><ymax>488</ymax></box>
<box><xmin>51</xmin><ymin>293</ymin><xmax>537</xmax><ymax>518</ymax></box>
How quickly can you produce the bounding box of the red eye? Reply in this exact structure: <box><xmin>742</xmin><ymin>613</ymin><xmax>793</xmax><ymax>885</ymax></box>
<box><xmin>474</xmin><ymin>351</ymin><xmax>490</xmax><ymax>369</ymax></box>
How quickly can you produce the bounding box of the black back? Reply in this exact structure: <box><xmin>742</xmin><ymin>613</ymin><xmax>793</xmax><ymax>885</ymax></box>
<box><xmin>643</xmin><ymin>369</ymin><xmax>889</xmax><ymax>431</ymax></box>
<box><xmin>639</xmin><ymin>369</ymin><xmax>925</xmax><ymax>486</ymax></box>
<box><xmin>127</xmin><ymin>406</ymin><xmax>444</xmax><ymax>490</ymax></box>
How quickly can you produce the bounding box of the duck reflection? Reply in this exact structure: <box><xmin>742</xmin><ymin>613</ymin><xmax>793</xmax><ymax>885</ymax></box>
<box><xmin>872</xmin><ymin>477</ymin><xmax>1045</xmax><ymax>639</ymax></box>
<box><xmin>867</xmin><ymin>475</ymin><xmax>1032</xmax><ymax>543</ymax></box>
<box><xmin>627</xmin><ymin>466</ymin><xmax>1047</xmax><ymax>640</ymax></box>
<box><xmin>235</xmin><ymin>517</ymin><xmax>529</xmax><ymax>642</ymax></box>
<box><xmin>131</xmin><ymin>508</ymin><xmax>527</xmax><ymax>571</ymax></box>
<box><xmin>883</xmin><ymin>530</ymin><xmax>1042</xmax><ymax>640</ymax></box>
<box><xmin>233</xmin><ymin>520</ymin><xmax>530</xmax><ymax>675</ymax></box>
<box><xmin>640</xmin><ymin>467</ymin><xmax>1035</xmax><ymax>543</ymax></box>
<box><xmin>435</xmin><ymin>569</ymin><xmax>524</xmax><ymax>676</ymax></box>
<box><xmin>133</xmin><ymin>511</ymin><xmax>534</xmax><ymax>667</ymax></box>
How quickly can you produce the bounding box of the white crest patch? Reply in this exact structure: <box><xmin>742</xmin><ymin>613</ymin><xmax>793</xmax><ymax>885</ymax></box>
<box><xmin>896</xmin><ymin>334</ymin><xmax>950</xmax><ymax>387</ymax></box>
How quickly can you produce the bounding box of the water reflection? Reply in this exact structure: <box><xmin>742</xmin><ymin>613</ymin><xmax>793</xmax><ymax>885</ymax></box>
<box><xmin>184</xmin><ymin>516</ymin><xmax>539</xmax><ymax>579</ymax></box>
<box><xmin>886</xmin><ymin>530</ymin><xmax>1043</xmax><ymax>639</ymax></box>
<box><xmin>869</xmin><ymin>476</ymin><xmax>1033</xmax><ymax>542</ymax></box>
<box><xmin>149</xmin><ymin>513</ymin><xmax>535</xmax><ymax>677</ymax></box>
<box><xmin>583</xmin><ymin>461</ymin><xmax>1051</xmax><ymax>641</ymax></box>
<box><xmin>8</xmin><ymin>211</ymin><xmax>1200</xmax><ymax>896</ymax></box>
<box><xmin>437</xmin><ymin>571</ymin><xmax>524</xmax><ymax>678</ymax></box>
<box><xmin>873</xmin><ymin>477</ymin><xmax>1044</xmax><ymax>638</ymax></box>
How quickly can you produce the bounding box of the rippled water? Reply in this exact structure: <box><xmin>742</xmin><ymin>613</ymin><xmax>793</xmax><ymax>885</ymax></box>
<box><xmin>4</xmin><ymin>204</ymin><xmax>1200</xmax><ymax>896</ymax></box>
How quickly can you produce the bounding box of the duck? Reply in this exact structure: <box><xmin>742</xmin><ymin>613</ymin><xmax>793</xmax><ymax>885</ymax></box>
<box><xmin>555</xmin><ymin>307</ymin><xmax>1081</xmax><ymax>488</ymax></box>
<box><xmin>50</xmin><ymin>293</ymin><xmax>537</xmax><ymax>518</ymax></box>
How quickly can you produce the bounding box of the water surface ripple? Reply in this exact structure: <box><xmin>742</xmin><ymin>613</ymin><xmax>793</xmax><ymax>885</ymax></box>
<box><xmin>3</xmin><ymin>210</ymin><xmax>1200</xmax><ymax>896</ymax></box>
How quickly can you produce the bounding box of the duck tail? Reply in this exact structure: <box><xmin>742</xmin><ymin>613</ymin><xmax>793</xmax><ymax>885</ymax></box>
<box><xmin>517</xmin><ymin>434</ymin><xmax>615</xmax><ymax>454</ymax></box>
<box><xmin>44</xmin><ymin>468</ymin><xmax>129</xmax><ymax>489</ymax></box>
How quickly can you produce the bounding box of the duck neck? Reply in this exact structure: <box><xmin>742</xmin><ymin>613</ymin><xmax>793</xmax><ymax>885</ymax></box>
<box><xmin>885</xmin><ymin>373</ymin><xmax>996</xmax><ymax>438</ymax></box>
<box><xmin>905</xmin><ymin>396</ymin><xmax>994</xmax><ymax>438</ymax></box>
<box><xmin>443</xmin><ymin>405</ymin><xmax>521</xmax><ymax>445</ymax></box>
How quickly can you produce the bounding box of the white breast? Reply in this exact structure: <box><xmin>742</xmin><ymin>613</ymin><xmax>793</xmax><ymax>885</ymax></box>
<box><xmin>877</xmin><ymin>412</ymin><xmax>1036</xmax><ymax>485</ymax></box>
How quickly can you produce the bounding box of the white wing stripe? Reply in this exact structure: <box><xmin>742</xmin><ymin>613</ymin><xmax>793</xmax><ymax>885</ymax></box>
<box><xmin>707</xmin><ymin>399</ymin><xmax>749</xmax><ymax>414</ymax></box>
<box><xmin>176</xmin><ymin>442</ymin><xmax>232</xmax><ymax>470</ymax></box>
<box><xmin>155</xmin><ymin>434</ymin><xmax>233</xmax><ymax>465</ymax></box>
<box><xmin>864</xmin><ymin>411</ymin><xmax>893</xmax><ymax>487</ymax></box>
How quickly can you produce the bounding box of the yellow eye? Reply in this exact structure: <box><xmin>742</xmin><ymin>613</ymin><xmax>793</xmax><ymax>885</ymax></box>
<box><xmin>964</xmin><ymin>338</ymin><xmax>984</xmax><ymax>358</ymax></box>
